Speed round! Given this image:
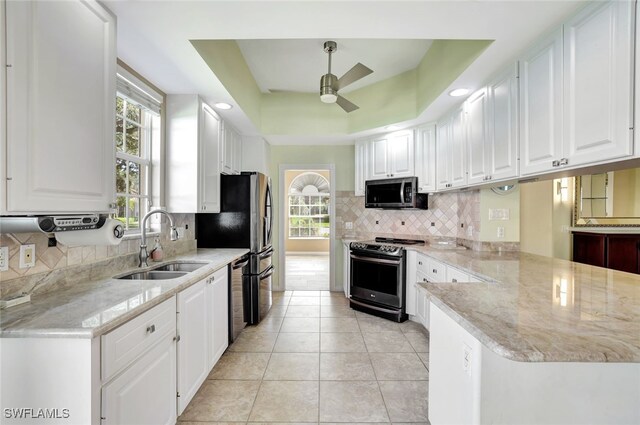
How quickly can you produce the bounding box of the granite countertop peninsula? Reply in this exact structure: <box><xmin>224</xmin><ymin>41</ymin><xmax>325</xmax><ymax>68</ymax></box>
<box><xmin>0</xmin><ymin>249</ymin><xmax>248</xmax><ymax>339</ymax></box>
<box><xmin>410</xmin><ymin>248</ymin><xmax>640</xmax><ymax>363</ymax></box>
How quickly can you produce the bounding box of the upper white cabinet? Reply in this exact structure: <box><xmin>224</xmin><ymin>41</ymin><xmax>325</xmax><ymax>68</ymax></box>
<box><xmin>3</xmin><ymin>0</ymin><xmax>116</xmax><ymax>214</ymax></box>
<box><xmin>466</xmin><ymin>88</ymin><xmax>489</xmax><ymax>185</ymax></box>
<box><xmin>519</xmin><ymin>29</ymin><xmax>564</xmax><ymax>176</ymax></box>
<box><xmin>467</xmin><ymin>65</ymin><xmax>519</xmax><ymax>185</ymax></box>
<box><xmin>521</xmin><ymin>0</ymin><xmax>635</xmax><ymax>175</ymax></box>
<box><xmin>437</xmin><ymin>107</ymin><xmax>467</xmax><ymax>190</ymax></box>
<box><xmin>563</xmin><ymin>0</ymin><xmax>634</xmax><ymax>166</ymax></box>
<box><xmin>487</xmin><ymin>64</ymin><xmax>519</xmax><ymax>181</ymax></box>
<box><xmin>415</xmin><ymin>124</ymin><xmax>437</xmax><ymax>193</ymax></box>
<box><xmin>368</xmin><ymin>130</ymin><xmax>415</xmax><ymax>180</ymax></box>
<box><xmin>221</xmin><ymin>121</ymin><xmax>242</xmax><ymax>175</ymax></box>
<box><xmin>354</xmin><ymin>139</ymin><xmax>368</xmax><ymax>196</ymax></box>
<box><xmin>166</xmin><ymin>95</ymin><xmax>221</xmax><ymax>213</ymax></box>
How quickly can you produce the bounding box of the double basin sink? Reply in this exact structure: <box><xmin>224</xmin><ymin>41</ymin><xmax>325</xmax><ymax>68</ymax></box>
<box><xmin>116</xmin><ymin>261</ymin><xmax>207</xmax><ymax>280</ymax></box>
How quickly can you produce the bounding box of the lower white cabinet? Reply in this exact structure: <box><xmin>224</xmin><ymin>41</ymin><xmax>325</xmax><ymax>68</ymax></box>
<box><xmin>415</xmin><ymin>281</ymin><xmax>429</xmax><ymax>330</ymax></box>
<box><xmin>343</xmin><ymin>242</ymin><xmax>351</xmax><ymax>298</ymax></box>
<box><xmin>177</xmin><ymin>280</ymin><xmax>209</xmax><ymax>415</ymax></box>
<box><xmin>405</xmin><ymin>250</ymin><xmax>417</xmax><ymax>316</ymax></box>
<box><xmin>207</xmin><ymin>267</ymin><xmax>229</xmax><ymax>369</ymax></box>
<box><xmin>102</xmin><ymin>333</ymin><xmax>177</xmax><ymax>425</ymax></box>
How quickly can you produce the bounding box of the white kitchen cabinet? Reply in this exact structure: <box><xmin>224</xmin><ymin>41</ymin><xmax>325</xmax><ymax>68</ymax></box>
<box><xmin>3</xmin><ymin>0</ymin><xmax>116</xmax><ymax>214</ymax></box>
<box><xmin>368</xmin><ymin>130</ymin><xmax>415</xmax><ymax>180</ymax></box>
<box><xmin>414</xmin><ymin>280</ymin><xmax>429</xmax><ymax>330</ymax></box>
<box><xmin>466</xmin><ymin>88</ymin><xmax>490</xmax><ymax>185</ymax></box>
<box><xmin>437</xmin><ymin>107</ymin><xmax>467</xmax><ymax>190</ymax></box>
<box><xmin>102</xmin><ymin>333</ymin><xmax>177</xmax><ymax>425</ymax></box>
<box><xmin>446</xmin><ymin>266</ymin><xmax>470</xmax><ymax>283</ymax></box>
<box><xmin>354</xmin><ymin>140</ymin><xmax>368</xmax><ymax>196</ymax></box>
<box><xmin>177</xmin><ymin>280</ymin><xmax>209</xmax><ymax>415</ymax></box>
<box><xmin>206</xmin><ymin>267</ymin><xmax>229</xmax><ymax>370</ymax></box>
<box><xmin>415</xmin><ymin>124</ymin><xmax>437</xmax><ymax>193</ymax></box>
<box><xmin>486</xmin><ymin>64</ymin><xmax>519</xmax><ymax>182</ymax></box>
<box><xmin>101</xmin><ymin>296</ymin><xmax>178</xmax><ymax>425</ymax></box>
<box><xmin>520</xmin><ymin>0</ymin><xmax>634</xmax><ymax>176</ymax></box>
<box><xmin>519</xmin><ymin>29</ymin><xmax>564</xmax><ymax>176</ymax></box>
<box><xmin>221</xmin><ymin>122</ymin><xmax>242</xmax><ymax>175</ymax></box>
<box><xmin>563</xmin><ymin>0</ymin><xmax>634</xmax><ymax>167</ymax></box>
<box><xmin>343</xmin><ymin>242</ymin><xmax>352</xmax><ymax>298</ymax></box>
<box><xmin>405</xmin><ymin>250</ymin><xmax>417</xmax><ymax>316</ymax></box>
<box><xmin>166</xmin><ymin>95</ymin><xmax>221</xmax><ymax>213</ymax></box>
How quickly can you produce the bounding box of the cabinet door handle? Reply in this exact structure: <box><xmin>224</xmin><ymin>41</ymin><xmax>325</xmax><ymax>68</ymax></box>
<box><xmin>146</xmin><ymin>324</ymin><xmax>156</xmax><ymax>334</ymax></box>
<box><xmin>560</xmin><ymin>158</ymin><xmax>569</xmax><ymax>166</ymax></box>
<box><xmin>452</xmin><ymin>278</ymin><xmax>458</xmax><ymax>283</ymax></box>
<box><xmin>433</xmin><ymin>269</ymin><xmax>437</xmax><ymax>273</ymax></box>
<box><xmin>418</xmin><ymin>261</ymin><xmax>423</xmax><ymax>265</ymax></box>
<box><xmin>552</xmin><ymin>160</ymin><xmax>560</xmax><ymax>167</ymax></box>
<box><xmin>423</xmin><ymin>277</ymin><xmax>428</xmax><ymax>282</ymax></box>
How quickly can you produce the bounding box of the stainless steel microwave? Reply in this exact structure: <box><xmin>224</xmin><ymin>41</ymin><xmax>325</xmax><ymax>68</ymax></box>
<box><xmin>365</xmin><ymin>177</ymin><xmax>428</xmax><ymax>209</ymax></box>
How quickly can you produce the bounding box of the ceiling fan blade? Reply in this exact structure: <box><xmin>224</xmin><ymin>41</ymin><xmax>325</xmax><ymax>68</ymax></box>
<box><xmin>336</xmin><ymin>95</ymin><xmax>359</xmax><ymax>113</ymax></box>
<box><xmin>336</xmin><ymin>63</ymin><xmax>373</xmax><ymax>90</ymax></box>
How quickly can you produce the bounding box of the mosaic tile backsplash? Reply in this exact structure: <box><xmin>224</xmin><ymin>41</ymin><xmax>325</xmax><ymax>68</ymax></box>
<box><xmin>335</xmin><ymin>190</ymin><xmax>481</xmax><ymax>242</ymax></box>
<box><xmin>0</xmin><ymin>213</ymin><xmax>196</xmax><ymax>298</ymax></box>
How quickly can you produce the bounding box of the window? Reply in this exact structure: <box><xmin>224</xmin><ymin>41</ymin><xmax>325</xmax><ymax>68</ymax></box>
<box><xmin>114</xmin><ymin>66</ymin><xmax>163</xmax><ymax>233</ymax></box>
<box><xmin>288</xmin><ymin>172</ymin><xmax>330</xmax><ymax>239</ymax></box>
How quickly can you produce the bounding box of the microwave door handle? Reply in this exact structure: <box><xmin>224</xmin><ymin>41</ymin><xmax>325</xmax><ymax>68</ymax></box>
<box><xmin>400</xmin><ymin>181</ymin><xmax>405</xmax><ymax>203</ymax></box>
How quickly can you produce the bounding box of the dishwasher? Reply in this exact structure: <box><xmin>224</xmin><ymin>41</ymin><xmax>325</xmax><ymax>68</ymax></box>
<box><xmin>229</xmin><ymin>254</ymin><xmax>249</xmax><ymax>343</ymax></box>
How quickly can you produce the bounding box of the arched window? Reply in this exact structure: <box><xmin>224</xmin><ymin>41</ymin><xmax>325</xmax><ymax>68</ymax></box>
<box><xmin>288</xmin><ymin>172</ymin><xmax>330</xmax><ymax>239</ymax></box>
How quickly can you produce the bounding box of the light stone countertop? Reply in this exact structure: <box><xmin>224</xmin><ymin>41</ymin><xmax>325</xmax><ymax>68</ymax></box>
<box><xmin>0</xmin><ymin>248</ymin><xmax>249</xmax><ymax>339</ymax></box>
<box><xmin>410</xmin><ymin>247</ymin><xmax>640</xmax><ymax>363</ymax></box>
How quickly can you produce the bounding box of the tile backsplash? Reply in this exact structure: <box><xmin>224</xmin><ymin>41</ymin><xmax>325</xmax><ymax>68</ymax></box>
<box><xmin>0</xmin><ymin>213</ymin><xmax>196</xmax><ymax>298</ymax></box>
<box><xmin>335</xmin><ymin>190</ymin><xmax>481</xmax><ymax>241</ymax></box>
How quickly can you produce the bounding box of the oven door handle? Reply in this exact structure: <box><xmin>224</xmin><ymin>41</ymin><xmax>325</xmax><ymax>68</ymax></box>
<box><xmin>350</xmin><ymin>297</ymin><xmax>402</xmax><ymax>314</ymax></box>
<box><xmin>350</xmin><ymin>254</ymin><xmax>401</xmax><ymax>266</ymax></box>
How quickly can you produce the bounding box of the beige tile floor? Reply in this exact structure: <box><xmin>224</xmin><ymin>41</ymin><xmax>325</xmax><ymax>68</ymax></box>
<box><xmin>178</xmin><ymin>290</ymin><xmax>431</xmax><ymax>424</ymax></box>
<box><xmin>285</xmin><ymin>254</ymin><xmax>330</xmax><ymax>291</ymax></box>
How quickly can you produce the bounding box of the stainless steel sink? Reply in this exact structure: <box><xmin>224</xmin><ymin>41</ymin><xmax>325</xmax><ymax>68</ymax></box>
<box><xmin>151</xmin><ymin>262</ymin><xmax>207</xmax><ymax>272</ymax></box>
<box><xmin>117</xmin><ymin>270</ymin><xmax>188</xmax><ymax>280</ymax></box>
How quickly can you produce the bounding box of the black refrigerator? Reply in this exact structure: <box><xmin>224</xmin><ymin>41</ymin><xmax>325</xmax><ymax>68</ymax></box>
<box><xmin>196</xmin><ymin>172</ymin><xmax>274</xmax><ymax>325</ymax></box>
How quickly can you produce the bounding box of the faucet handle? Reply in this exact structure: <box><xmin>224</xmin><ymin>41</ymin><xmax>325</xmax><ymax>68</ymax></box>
<box><xmin>170</xmin><ymin>226</ymin><xmax>179</xmax><ymax>241</ymax></box>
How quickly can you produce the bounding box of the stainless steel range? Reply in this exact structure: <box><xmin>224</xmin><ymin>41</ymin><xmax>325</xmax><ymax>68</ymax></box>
<box><xmin>349</xmin><ymin>237</ymin><xmax>425</xmax><ymax>322</ymax></box>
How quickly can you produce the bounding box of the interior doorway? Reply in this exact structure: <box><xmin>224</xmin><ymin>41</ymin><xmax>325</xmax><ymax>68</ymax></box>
<box><xmin>279</xmin><ymin>165</ymin><xmax>335</xmax><ymax>291</ymax></box>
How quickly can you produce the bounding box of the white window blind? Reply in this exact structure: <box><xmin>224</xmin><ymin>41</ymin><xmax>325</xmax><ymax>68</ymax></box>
<box><xmin>116</xmin><ymin>66</ymin><xmax>163</xmax><ymax>114</ymax></box>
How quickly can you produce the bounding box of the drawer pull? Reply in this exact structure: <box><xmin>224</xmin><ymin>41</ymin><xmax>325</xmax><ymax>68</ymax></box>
<box><xmin>146</xmin><ymin>324</ymin><xmax>156</xmax><ymax>334</ymax></box>
<box><xmin>418</xmin><ymin>261</ymin><xmax>422</xmax><ymax>265</ymax></box>
<box><xmin>423</xmin><ymin>278</ymin><xmax>428</xmax><ymax>282</ymax></box>
<box><xmin>433</xmin><ymin>269</ymin><xmax>437</xmax><ymax>273</ymax></box>
<box><xmin>452</xmin><ymin>278</ymin><xmax>458</xmax><ymax>283</ymax></box>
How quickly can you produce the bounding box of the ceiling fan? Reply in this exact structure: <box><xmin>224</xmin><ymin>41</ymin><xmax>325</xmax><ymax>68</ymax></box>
<box><xmin>319</xmin><ymin>41</ymin><xmax>373</xmax><ymax>113</ymax></box>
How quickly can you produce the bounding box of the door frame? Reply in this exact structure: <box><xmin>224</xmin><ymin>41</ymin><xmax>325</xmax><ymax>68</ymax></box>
<box><xmin>278</xmin><ymin>163</ymin><xmax>336</xmax><ymax>292</ymax></box>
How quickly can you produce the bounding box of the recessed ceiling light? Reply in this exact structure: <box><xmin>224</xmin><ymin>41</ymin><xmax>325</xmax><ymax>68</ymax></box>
<box><xmin>214</xmin><ymin>102</ymin><xmax>233</xmax><ymax>110</ymax></box>
<box><xmin>449</xmin><ymin>88</ymin><xmax>470</xmax><ymax>97</ymax></box>
<box><xmin>385</xmin><ymin>125</ymin><xmax>401</xmax><ymax>131</ymax></box>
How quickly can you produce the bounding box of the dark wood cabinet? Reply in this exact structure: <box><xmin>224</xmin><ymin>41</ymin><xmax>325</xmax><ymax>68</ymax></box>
<box><xmin>572</xmin><ymin>232</ymin><xmax>606</xmax><ymax>268</ymax></box>
<box><xmin>573</xmin><ymin>232</ymin><xmax>640</xmax><ymax>274</ymax></box>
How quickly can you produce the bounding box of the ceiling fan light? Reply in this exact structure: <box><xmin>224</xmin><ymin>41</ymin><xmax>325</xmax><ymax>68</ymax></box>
<box><xmin>321</xmin><ymin>93</ymin><xmax>337</xmax><ymax>103</ymax></box>
<box><xmin>449</xmin><ymin>88</ymin><xmax>470</xmax><ymax>97</ymax></box>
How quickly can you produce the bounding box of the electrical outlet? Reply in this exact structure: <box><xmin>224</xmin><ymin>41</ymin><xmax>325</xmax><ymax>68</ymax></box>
<box><xmin>0</xmin><ymin>247</ymin><xmax>8</xmax><ymax>272</ymax></box>
<box><xmin>497</xmin><ymin>227</ymin><xmax>505</xmax><ymax>238</ymax></box>
<box><xmin>463</xmin><ymin>343</ymin><xmax>472</xmax><ymax>376</ymax></box>
<box><xmin>19</xmin><ymin>244</ymin><xmax>35</xmax><ymax>269</ymax></box>
<box><xmin>467</xmin><ymin>225</ymin><xmax>474</xmax><ymax>237</ymax></box>
<box><xmin>345</xmin><ymin>222</ymin><xmax>353</xmax><ymax>230</ymax></box>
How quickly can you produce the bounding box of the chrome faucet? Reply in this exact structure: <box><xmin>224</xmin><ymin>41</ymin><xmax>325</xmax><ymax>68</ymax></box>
<box><xmin>139</xmin><ymin>209</ymin><xmax>179</xmax><ymax>267</ymax></box>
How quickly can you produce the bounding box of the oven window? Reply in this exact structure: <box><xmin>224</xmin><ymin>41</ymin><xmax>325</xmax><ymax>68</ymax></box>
<box><xmin>351</xmin><ymin>259</ymin><xmax>399</xmax><ymax>295</ymax></box>
<box><xmin>367</xmin><ymin>183</ymin><xmax>403</xmax><ymax>204</ymax></box>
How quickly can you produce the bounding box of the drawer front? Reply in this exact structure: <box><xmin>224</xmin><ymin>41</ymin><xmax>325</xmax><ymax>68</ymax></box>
<box><xmin>416</xmin><ymin>270</ymin><xmax>430</xmax><ymax>285</ymax></box>
<box><xmin>446</xmin><ymin>266</ymin><xmax>470</xmax><ymax>283</ymax></box>
<box><xmin>416</xmin><ymin>254</ymin><xmax>429</xmax><ymax>275</ymax></box>
<box><xmin>102</xmin><ymin>296</ymin><xmax>177</xmax><ymax>382</ymax></box>
<box><xmin>426</xmin><ymin>257</ymin><xmax>446</xmax><ymax>282</ymax></box>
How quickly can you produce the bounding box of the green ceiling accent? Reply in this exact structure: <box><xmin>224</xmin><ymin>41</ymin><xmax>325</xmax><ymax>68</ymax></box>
<box><xmin>192</xmin><ymin>39</ymin><xmax>493</xmax><ymax>136</ymax></box>
<box><xmin>417</xmin><ymin>40</ymin><xmax>492</xmax><ymax>112</ymax></box>
<box><xmin>191</xmin><ymin>40</ymin><xmax>263</xmax><ymax>128</ymax></box>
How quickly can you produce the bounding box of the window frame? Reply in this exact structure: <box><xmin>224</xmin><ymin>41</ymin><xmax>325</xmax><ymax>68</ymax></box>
<box><xmin>288</xmin><ymin>193</ymin><xmax>330</xmax><ymax>240</ymax></box>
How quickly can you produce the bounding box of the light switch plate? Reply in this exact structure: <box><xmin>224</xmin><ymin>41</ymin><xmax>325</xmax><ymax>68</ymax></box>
<box><xmin>345</xmin><ymin>222</ymin><xmax>353</xmax><ymax>230</ymax></box>
<box><xmin>0</xmin><ymin>247</ymin><xmax>8</xmax><ymax>271</ymax></box>
<box><xmin>497</xmin><ymin>227</ymin><xmax>505</xmax><ymax>238</ymax></box>
<box><xmin>19</xmin><ymin>244</ymin><xmax>35</xmax><ymax>269</ymax></box>
<box><xmin>489</xmin><ymin>208</ymin><xmax>510</xmax><ymax>221</ymax></box>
